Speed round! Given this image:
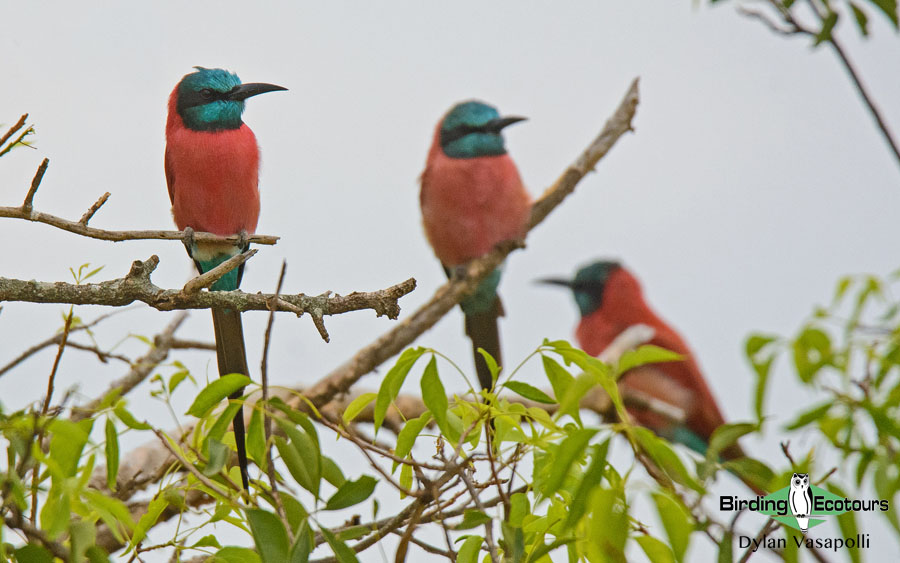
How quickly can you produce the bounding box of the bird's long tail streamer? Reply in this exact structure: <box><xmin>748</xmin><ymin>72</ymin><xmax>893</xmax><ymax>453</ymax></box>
<box><xmin>464</xmin><ymin>298</ymin><xmax>504</xmax><ymax>391</ymax></box>
<box><xmin>212</xmin><ymin>308</ymin><xmax>250</xmax><ymax>491</ymax></box>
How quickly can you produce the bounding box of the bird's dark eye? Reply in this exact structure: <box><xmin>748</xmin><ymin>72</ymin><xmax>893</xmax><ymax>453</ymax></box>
<box><xmin>200</xmin><ymin>88</ymin><xmax>214</xmax><ymax>100</ymax></box>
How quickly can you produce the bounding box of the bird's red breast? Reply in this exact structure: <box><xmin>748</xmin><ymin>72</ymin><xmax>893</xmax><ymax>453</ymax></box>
<box><xmin>420</xmin><ymin>126</ymin><xmax>531</xmax><ymax>267</ymax></box>
<box><xmin>165</xmin><ymin>87</ymin><xmax>260</xmax><ymax>237</ymax></box>
<box><xmin>575</xmin><ymin>268</ymin><xmax>727</xmax><ymax>443</ymax></box>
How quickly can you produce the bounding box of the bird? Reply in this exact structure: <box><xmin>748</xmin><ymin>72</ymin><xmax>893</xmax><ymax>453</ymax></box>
<box><xmin>165</xmin><ymin>67</ymin><xmax>286</xmax><ymax>490</ymax></box>
<box><xmin>419</xmin><ymin>100</ymin><xmax>531</xmax><ymax>391</ymax></box>
<box><xmin>539</xmin><ymin>260</ymin><xmax>749</xmax><ymax>463</ymax></box>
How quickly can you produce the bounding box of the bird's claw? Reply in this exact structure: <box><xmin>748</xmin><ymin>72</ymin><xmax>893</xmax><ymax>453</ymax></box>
<box><xmin>181</xmin><ymin>226</ymin><xmax>196</xmax><ymax>257</ymax></box>
<box><xmin>451</xmin><ymin>264</ymin><xmax>468</xmax><ymax>280</ymax></box>
<box><xmin>237</xmin><ymin>229</ymin><xmax>250</xmax><ymax>251</ymax></box>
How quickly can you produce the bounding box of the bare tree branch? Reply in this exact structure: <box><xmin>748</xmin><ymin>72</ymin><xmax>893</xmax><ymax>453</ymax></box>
<box><xmin>0</xmin><ymin>255</ymin><xmax>416</xmax><ymax>321</ymax></box>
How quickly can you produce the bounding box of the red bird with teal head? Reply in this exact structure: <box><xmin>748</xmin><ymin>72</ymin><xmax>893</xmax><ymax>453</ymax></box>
<box><xmin>165</xmin><ymin>67</ymin><xmax>286</xmax><ymax>490</ymax></box>
<box><xmin>541</xmin><ymin>261</ymin><xmax>751</xmax><ymax>463</ymax></box>
<box><xmin>420</xmin><ymin>101</ymin><xmax>531</xmax><ymax>391</ymax></box>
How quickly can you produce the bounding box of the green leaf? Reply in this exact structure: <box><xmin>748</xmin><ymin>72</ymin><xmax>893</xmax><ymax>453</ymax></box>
<box><xmin>706</xmin><ymin>422</ymin><xmax>757</xmax><ymax>462</ymax></box>
<box><xmin>555</xmin><ymin>371</ymin><xmax>597</xmax><ymax>424</ymax></box>
<box><xmin>277</xmin><ymin>419</ymin><xmax>321</xmax><ymax>496</ymax></box>
<box><xmin>247</xmin><ymin>509</ymin><xmax>290</xmax><ymax>563</ymax></box>
<box><xmin>745</xmin><ymin>334</ymin><xmax>777</xmax><ymax>421</ymax></box>
<box><xmin>247</xmin><ymin>406</ymin><xmax>267</xmax><ymax>470</ymax></box>
<box><xmin>205</xmin><ymin>400</ymin><xmax>243</xmax><ymax>448</ymax></box>
<box><xmin>204</xmin><ymin>438</ymin><xmax>229</xmax><ymax>476</ymax></box>
<box><xmin>341</xmin><ymin>392</ymin><xmax>377</xmax><ymax>424</ymax></box>
<box><xmin>869</xmin><ymin>0</ymin><xmax>898</xmax><ymax>28</ymax></box>
<box><xmin>717</xmin><ymin>530</ymin><xmax>733</xmax><ymax>563</ymax></box>
<box><xmin>104</xmin><ymin>418</ymin><xmax>119</xmax><ymax>491</ymax></box>
<box><xmin>565</xmin><ymin>440</ymin><xmax>609</xmax><ymax>529</ymax></box>
<box><xmin>456</xmin><ymin>535</ymin><xmax>483</xmax><ymax>563</ymax></box>
<box><xmin>325</xmin><ymin>475</ymin><xmax>377</xmax><ymax>510</ymax></box>
<box><xmin>398</xmin><ymin>461</ymin><xmax>413</xmax><ymax>496</ymax></box>
<box><xmin>505</xmin><ymin>381</ymin><xmax>555</xmax><ymax>404</ymax></box>
<box><xmin>565</xmin><ymin>439</ymin><xmax>609</xmax><ymax>529</ymax></box>
<box><xmin>186</xmin><ymin>374</ymin><xmax>250</xmax><ymax>417</ymax></box>
<box><xmin>289</xmin><ymin>524</ymin><xmax>313</xmax><ymax>563</ymax></box>
<box><xmin>784</xmin><ymin>402</ymin><xmax>832</xmax><ymax>430</ymax></box>
<box><xmin>652</xmin><ymin>492</ymin><xmax>692</xmax><ymax>563</ymax></box>
<box><xmin>113</xmin><ymin>402</ymin><xmax>151</xmax><ymax>430</ymax></box>
<box><xmin>48</xmin><ymin>418</ymin><xmax>93</xmax><ymax>478</ymax></box>
<box><xmin>542</xmin><ymin>428</ymin><xmax>598</xmax><ymax>496</ymax></box>
<box><xmin>322</xmin><ymin>456</ymin><xmax>346</xmax><ymax>488</ymax></box>
<box><xmin>420</xmin><ymin>356</ymin><xmax>450</xmax><ymax>435</ymax></box>
<box><xmin>85</xmin><ymin>546</ymin><xmax>110</xmax><ymax>563</ymax></box>
<box><xmin>278</xmin><ymin>493</ymin><xmax>309</xmax><ymax>534</ymax></box>
<box><xmin>813</xmin><ymin>10</ymin><xmax>839</xmax><ymax>46</ymax></box>
<box><xmin>320</xmin><ymin>527</ymin><xmax>359</xmax><ymax>563</ymax></box>
<box><xmin>69</xmin><ymin>520</ymin><xmax>97</xmax><ymax>563</ymax></box>
<box><xmin>274</xmin><ymin>436</ymin><xmax>315</xmax><ymax>495</ymax></box>
<box><xmin>587</xmin><ymin>487</ymin><xmax>628</xmax><ymax>559</ymax></box>
<box><xmin>542</xmin><ymin>354</ymin><xmax>574</xmax><ymax>401</ymax></box>
<box><xmin>191</xmin><ymin>535</ymin><xmax>223</xmax><ymax>549</ymax></box>
<box><xmin>826</xmin><ymin>483</ymin><xmax>860</xmax><ymax>563</ymax></box>
<box><xmin>131</xmin><ymin>495</ymin><xmax>169</xmax><ymax>546</ymax></box>
<box><xmin>14</xmin><ymin>545</ymin><xmax>53</xmax><ymax>563</ymax></box>
<box><xmin>168</xmin><ymin>369</ymin><xmax>193</xmax><ymax>394</ymax></box>
<box><xmin>722</xmin><ymin>458</ymin><xmax>774</xmax><ymax>494</ymax></box>
<box><xmin>618</xmin><ymin>345</ymin><xmax>682</xmax><ymax>375</ymax></box>
<box><xmin>791</xmin><ymin>326</ymin><xmax>832</xmax><ymax>383</ymax></box>
<box><xmin>392</xmin><ymin>413</ymin><xmax>430</xmax><ymax>472</ymax></box>
<box><xmin>633</xmin><ymin>428</ymin><xmax>703</xmax><ymax>492</ymax></box>
<box><xmin>82</xmin><ymin>489</ymin><xmax>136</xmax><ymax>542</ymax></box>
<box><xmin>40</xmin><ymin>487</ymin><xmax>70</xmax><ymax>539</ymax></box>
<box><xmin>374</xmin><ymin>347</ymin><xmax>426</xmax><ymax>434</ymax></box>
<box><xmin>477</xmin><ymin>348</ymin><xmax>501</xmax><ymax>388</ymax></box>
<box><xmin>508</xmin><ymin>492</ymin><xmax>529</xmax><ymax>527</ymax></box>
<box><xmin>455</xmin><ymin>509</ymin><xmax>492</xmax><ymax>530</ymax></box>
<box><xmin>850</xmin><ymin>2</ymin><xmax>870</xmax><ymax>35</ymax></box>
<box><xmin>636</xmin><ymin>536</ymin><xmax>676</xmax><ymax>563</ymax></box>
<box><xmin>212</xmin><ymin>546</ymin><xmax>263</xmax><ymax>563</ymax></box>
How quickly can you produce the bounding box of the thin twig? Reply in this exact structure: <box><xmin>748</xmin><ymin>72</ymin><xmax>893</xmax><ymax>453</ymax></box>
<box><xmin>79</xmin><ymin>192</ymin><xmax>111</xmax><ymax>225</ymax></box>
<box><xmin>260</xmin><ymin>262</ymin><xmax>289</xmax><ymax>532</ymax></box>
<box><xmin>182</xmin><ymin>250</ymin><xmax>258</xmax><ymax>294</ymax></box>
<box><xmin>0</xmin><ymin>307</ymin><xmax>137</xmax><ymax>377</ymax></box>
<box><xmin>0</xmin><ymin>114</ymin><xmax>28</xmax><ymax>149</ymax></box>
<box><xmin>72</xmin><ymin>312</ymin><xmax>190</xmax><ymax>423</ymax></box>
<box><xmin>0</xmin><ymin>204</ymin><xmax>279</xmax><ymax>245</ymax></box>
<box><xmin>22</xmin><ymin>158</ymin><xmax>49</xmax><ymax>213</ymax></box>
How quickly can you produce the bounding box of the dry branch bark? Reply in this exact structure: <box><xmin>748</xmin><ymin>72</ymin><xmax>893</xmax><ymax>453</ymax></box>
<box><xmin>0</xmin><ymin>255</ymin><xmax>415</xmax><ymax>320</ymax></box>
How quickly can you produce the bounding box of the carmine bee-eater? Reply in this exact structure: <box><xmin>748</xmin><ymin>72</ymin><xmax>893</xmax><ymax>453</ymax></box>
<box><xmin>540</xmin><ymin>261</ymin><xmax>750</xmax><ymax>463</ymax></box>
<box><xmin>165</xmin><ymin>67</ymin><xmax>286</xmax><ymax>490</ymax></box>
<box><xmin>420</xmin><ymin>101</ymin><xmax>531</xmax><ymax>391</ymax></box>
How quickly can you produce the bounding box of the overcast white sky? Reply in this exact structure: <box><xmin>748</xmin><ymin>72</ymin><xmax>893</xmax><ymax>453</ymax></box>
<box><xmin>2</xmin><ymin>1</ymin><xmax>899</xmax><ymax>561</ymax></box>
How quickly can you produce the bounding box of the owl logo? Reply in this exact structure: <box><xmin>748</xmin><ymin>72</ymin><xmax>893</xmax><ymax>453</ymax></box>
<box><xmin>789</xmin><ymin>473</ymin><xmax>813</xmax><ymax>533</ymax></box>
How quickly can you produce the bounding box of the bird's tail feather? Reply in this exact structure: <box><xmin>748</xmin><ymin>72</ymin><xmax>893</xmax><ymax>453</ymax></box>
<box><xmin>464</xmin><ymin>297</ymin><xmax>504</xmax><ymax>391</ymax></box>
<box><xmin>212</xmin><ymin>307</ymin><xmax>250</xmax><ymax>491</ymax></box>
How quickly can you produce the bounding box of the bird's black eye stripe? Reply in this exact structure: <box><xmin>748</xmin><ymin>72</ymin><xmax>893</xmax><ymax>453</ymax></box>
<box><xmin>440</xmin><ymin>124</ymin><xmax>486</xmax><ymax>147</ymax></box>
<box><xmin>178</xmin><ymin>88</ymin><xmax>229</xmax><ymax>112</ymax></box>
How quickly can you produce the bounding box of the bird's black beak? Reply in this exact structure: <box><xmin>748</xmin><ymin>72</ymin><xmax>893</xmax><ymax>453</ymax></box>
<box><xmin>228</xmin><ymin>82</ymin><xmax>288</xmax><ymax>101</ymax></box>
<box><xmin>535</xmin><ymin>277</ymin><xmax>574</xmax><ymax>289</ymax></box>
<box><xmin>486</xmin><ymin>115</ymin><xmax>527</xmax><ymax>133</ymax></box>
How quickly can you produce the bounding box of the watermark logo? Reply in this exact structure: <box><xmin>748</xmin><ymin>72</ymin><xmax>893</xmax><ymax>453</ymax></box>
<box><xmin>720</xmin><ymin>473</ymin><xmax>889</xmax><ymax>552</ymax></box>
